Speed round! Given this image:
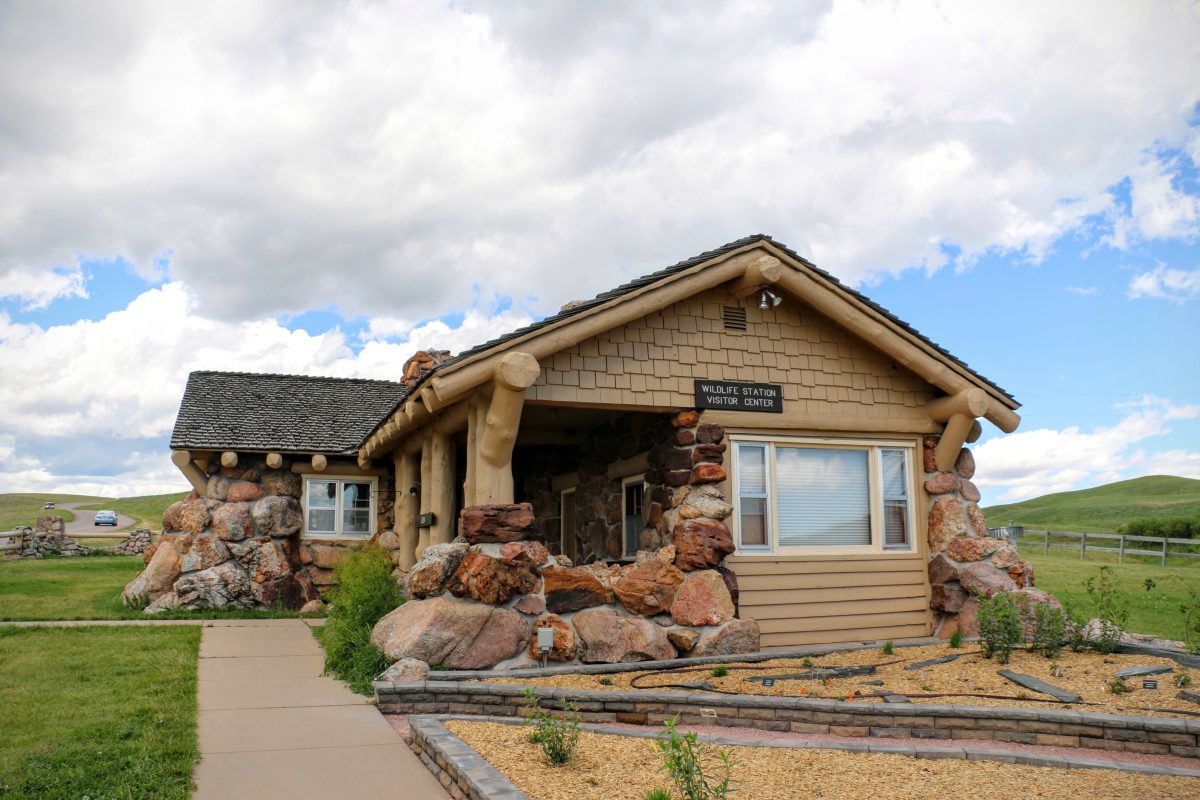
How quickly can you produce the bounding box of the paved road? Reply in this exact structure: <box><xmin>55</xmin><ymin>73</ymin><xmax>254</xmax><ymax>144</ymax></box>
<box><xmin>55</xmin><ymin>502</ymin><xmax>137</xmax><ymax>534</ymax></box>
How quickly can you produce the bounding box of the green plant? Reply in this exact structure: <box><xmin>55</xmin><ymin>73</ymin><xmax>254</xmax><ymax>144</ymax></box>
<box><xmin>1030</xmin><ymin>601</ymin><xmax>1065</xmax><ymax>658</ymax></box>
<box><xmin>655</xmin><ymin>717</ymin><xmax>736</xmax><ymax>800</ymax></box>
<box><xmin>429</xmin><ymin>663</ymin><xmax>451</xmax><ymax>671</ymax></box>
<box><xmin>711</xmin><ymin>666</ymin><xmax>729</xmax><ymax>678</ymax></box>
<box><xmin>1181</xmin><ymin>589</ymin><xmax>1200</xmax><ymax>655</ymax></box>
<box><xmin>976</xmin><ymin>590</ymin><xmax>1023</xmax><ymax>664</ymax></box>
<box><xmin>881</xmin><ymin>640</ymin><xmax>894</xmax><ymax>655</ymax></box>
<box><xmin>1174</xmin><ymin>672</ymin><xmax>1192</xmax><ymax>688</ymax></box>
<box><xmin>801</xmin><ymin>657</ymin><xmax>814</xmax><ymax>667</ymax></box>
<box><xmin>317</xmin><ymin>544</ymin><xmax>403</xmax><ymax>694</ymax></box>
<box><xmin>643</xmin><ymin>790</ymin><xmax>674</xmax><ymax>800</ymax></box>
<box><xmin>599</xmin><ymin>677</ymin><xmax>613</xmax><ymax>686</ymax></box>
<box><xmin>947</xmin><ymin>629</ymin><xmax>964</xmax><ymax>649</ymax></box>
<box><xmin>1062</xmin><ymin>600</ymin><xmax>1092</xmax><ymax>652</ymax></box>
<box><xmin>522</xmin><ymin>688</ymin><xmax>581</xmax><ymax>766</ymax></box>
<box><xmin>1086</xmin><ymin>566</ymin><xmax>1130</xmax><ymax>654</ymax></box>
<box><xmin>1107</xmin><ymin>676</ymin><xmax>1132</xmax><ymax>695</ymax></box>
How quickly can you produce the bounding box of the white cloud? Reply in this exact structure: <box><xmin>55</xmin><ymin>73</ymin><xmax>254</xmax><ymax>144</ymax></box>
<box><xmin>974</xmin><ymin>396</ymin><xmax>1200</xmax><ymax>502</ymax></box>
<box><xmin>0</xmin><ymin>1</ymin><xmax>1198</xmax><ymax>323</ymax></box>
<box><xmin>1064</xmin><ymin>285</ymin><xmax>1098</xmax><ymax>295</ymax></box>
<box><xmin>0</xmin><ymin>266</ymin><xmax>87</xmax><ymax>310</ymax></box>
<box><xmin>0</xmin><ymin>281</ymin><xmax>528</xmax><ymax>493</ymax></box>
<box><xmin>1128</xmin><ymin>265</ymin><xmax>1200</xmax><ymax>302</ymax></box>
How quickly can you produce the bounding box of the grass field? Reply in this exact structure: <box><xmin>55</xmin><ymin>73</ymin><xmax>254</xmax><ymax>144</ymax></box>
<box><xmin>0</xmin><ymin>493</ymin><xmax>107</xmax><ymax>531</ymax></box>
<box><xmin>1018</xmin><ymin>545</ymin><xmax>1198</xmax><ymax>641</ymax></box>
<box><xmin>985</xmin><ymin>475</ymin><xmax>1200</xmax><ymax>533</ymax></box>
<box><xmin>0</xmin><ymin>625</ymin><xmax>200</xmax><ymax>800</ymax></box>
<box><xmin>78</xmin><ymin>491</ymin><xmax>189</xmax><ymax>531</ymax></box>
<box><xmin>0</xmin><ymin>557</ymin><xmax>308</xmax><ymax>621</ymax></box>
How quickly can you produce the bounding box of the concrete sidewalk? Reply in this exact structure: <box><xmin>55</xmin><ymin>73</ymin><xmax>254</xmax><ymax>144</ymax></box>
<box><xmin>193</xmin><ymin>619</ymin><xmax>447</xmax><ymax>799</ymax></box>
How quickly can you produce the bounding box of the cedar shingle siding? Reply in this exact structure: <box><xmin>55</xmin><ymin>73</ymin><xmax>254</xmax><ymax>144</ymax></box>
<box><xmin>170</xmin><ymin>371</ymin><xmax>406</xmax><ymax>454</ymax></box>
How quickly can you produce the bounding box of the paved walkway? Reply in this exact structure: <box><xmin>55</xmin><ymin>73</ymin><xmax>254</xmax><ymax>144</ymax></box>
<box><xmin>193</xmin><ymin>619</ymin><xmax>447</xmax><ymax>799</ymax></box>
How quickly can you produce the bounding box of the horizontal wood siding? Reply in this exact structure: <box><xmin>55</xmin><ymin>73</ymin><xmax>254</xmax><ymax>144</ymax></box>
<box><xmin>728</xmin><ymin>554</ymin><xmax>931</xmax><ymax>648</ymax></box>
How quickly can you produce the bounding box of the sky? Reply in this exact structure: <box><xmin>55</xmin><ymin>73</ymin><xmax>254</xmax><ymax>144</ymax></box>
<box><xmin>1</xmin><ymin>0</ymin><xmax>1198</xmax><ymax>507</ymax></box>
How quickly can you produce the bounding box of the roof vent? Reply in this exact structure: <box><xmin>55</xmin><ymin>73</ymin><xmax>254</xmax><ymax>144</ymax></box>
<box><xmin>722</xmin><ymin>306</ymin><xmax>747</xmax><ymax>332</ymax></box>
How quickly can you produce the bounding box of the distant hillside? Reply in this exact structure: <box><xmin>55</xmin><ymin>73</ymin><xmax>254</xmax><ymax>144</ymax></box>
<box><xmin>0</xmin><ymin>491</ymin><xmax>189</xmax><ymax>532</ymax></box>
<box><xmin>983</xmin><ymin>475</ymin><xmax>1200</xmax><ymax>533</ymax></box>
<box><xmin>79</xmin><ymin>492</ymin><xmax>190</xmax><ymax>530</ymax></box>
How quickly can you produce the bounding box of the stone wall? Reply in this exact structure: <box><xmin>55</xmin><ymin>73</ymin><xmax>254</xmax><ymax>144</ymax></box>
<box><xmin>921</xmin><ymin>436</ymin><xmax>1049</xmax><ymax>635</ymax></box>
<box><xmin>122</xmin><ymin>454</ymin><xmax>392</xmax><ymax>612</ymax></box>
<box><xmin>372</xmin><ymin>420</ymin><xmax>759</xmax><ymax>671</ymax></box>
<box><xmin>4</xmin><ymin>521</ymin><xmax>153</xmax><ymax>559</ymax></box>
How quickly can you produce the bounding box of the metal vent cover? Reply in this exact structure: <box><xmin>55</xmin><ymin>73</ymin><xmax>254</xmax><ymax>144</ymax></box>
<box><xmin>722</xmin><ymin>306</ymin><xmax>747</xmax><ymax>332</ymax></box>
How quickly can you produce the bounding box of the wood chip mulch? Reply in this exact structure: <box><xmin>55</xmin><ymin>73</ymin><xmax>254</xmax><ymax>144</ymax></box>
<box><xmin>445</xmin><ymin>720</ymin><xmax>1200</xmax><ymax>800</ymax></box>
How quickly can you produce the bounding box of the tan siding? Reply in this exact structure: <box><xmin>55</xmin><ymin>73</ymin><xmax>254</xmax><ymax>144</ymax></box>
<box><xmin>730</xmin><ymin>555</ymin><xmax>932</xmax><ymax>646</ymax></box>
<box><xmin>528</xmin><ymin>287</ymin><xmax>938</xmax><ymax>421</ymax></box>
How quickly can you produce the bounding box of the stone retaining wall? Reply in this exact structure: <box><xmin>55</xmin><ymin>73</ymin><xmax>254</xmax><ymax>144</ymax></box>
<box><xmin>377</xmin><ymin>680</ymin><xmax>1200</xmax><ymax>759</ymax></box>
<box><xmin>408</xmin><ymin>715</ymin><xmax>529</xmax><ymax>800</ymax></box>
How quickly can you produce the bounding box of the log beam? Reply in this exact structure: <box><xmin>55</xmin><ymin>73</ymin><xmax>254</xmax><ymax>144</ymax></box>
<box><xmin>417</xmin><ymin>433</ymin><xmax>432</xmax><ymax>559</ymax></box>
<box><xmin>265</xmin><ymin>452</ymin><xmax>283</xmax><ymax>469</ymax></box>
<box><xmin>726</xmin><ymin>255</ymin><xmax>784</xmax><ymax>299</ymax></box>
<box><xmin>926</xmin><ymin>389</ymin><xmax>989</xmax><ymax>422</ymax></box>
<box><xmin>357</xmin><ymin>453</ymin><xmax>372</xmax><ymax>470</ymax></box>
<box><xmin>935</xmin><ymin>413</ymin><xmax>975</xmax><ymax>472</ymax></box>
<box><xmin>311</xmin><ymin>454</ymin><xmax>328</xmax><ymax>472</ymax></box>
<box><xmin>220</xmin><ymin>451</ymin><xmax>238</xmax><ymax>468</ymax></box>
<box><xmin>395</xmin><ymin>449</ymin><xmax>420</xmax><ymax>570</ymax></box>
<box><xmin>476</xmin><ymin>352</ymin><xmax>540</xmax><ymax>504</ymax></box>
<box><xmin>606</xmin><ymin>452</ymin><xmax>650</xmax><ymax>481</ymax></box>
<box><xmin>171</xmin><ymin>450</ymin><xmax>208</xmax><ymax>495</ymax></box>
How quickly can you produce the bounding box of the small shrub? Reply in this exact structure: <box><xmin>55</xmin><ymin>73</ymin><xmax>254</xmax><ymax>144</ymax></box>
<box><xmin>1181</xmin><ymin>590</ymin><xmax>1200</xmax><ymax>656</ymax></box>
<box><xmin>429</xmin><ymin>663</ymin><xmax>450</xmax><ymax>671</ymax></box>
<box><xmin>522</xmin><ymin>688</ymin><xmax>581</xmax><ymax>766</ymax></box>
<box><xmin>947</xmin><ymin>629</ymin><xmax>964</xmax><ymax>649</ymax></box>
<box><xmin>318</xmin><ymin>544</ymin><xmax>403</xmax><ymax>694</ymax></box>
<box><xmin>1062</xmin><ymin>600</ymin><xmax>1092</xmax><ymax>652</ymax></box>
<box><xmin>1086</xmin><ymin>566</ymin><xmax>1129</xmax><ymax>654</ymax></box>
<box><xmin>1030</xmin><ymin>602</ymin><xmax>1065</xmax><ymax>658</ymax></box>
<box><xmin>655</xmin><ymin>717</ymin><xmax>736</xmax><ymax>800</ymax></box>
<box><xmin>643</xmin><ymin>790</ymin><xmax>674</xmax><ymax>800</ymax></box>
<box><xmin>801</xmin><ymin>657</ymin><xmax>814</xmax><ymax>667</ymax></box>
<box><xmin>976</xmin><ymin>590</ymin><xmax>1023</xmax><ymax>664</ymax></box>
<box><xmin>711</xmin><ymin>666</ymin><xmax>729</xmax><ymax>678</ymax></box>
<box><xmin>881</xmin><ymin>640</ymin><xmax>894</xmax><ymax>655</ymax></box>
<box><xmin>599</xmin><ymin>677</ymin><xmax>613</xmax><ymax>686</ymax></box>
<box><xmin>1108</xmin><ymin>676</ymin><xmax>1132</xmax><ymax>695</ymax></box>
<box><xmin>1175</xmin><ymin>672</ymin><xmax>1192</xmax><ymax>688</ymax></box>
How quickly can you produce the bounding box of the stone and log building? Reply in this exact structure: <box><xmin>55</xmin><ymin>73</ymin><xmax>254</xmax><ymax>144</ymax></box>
<box><xmin>125</xmin><ymin>235</ymin><xmax>1031</xmax><ymax>667</ymax></box>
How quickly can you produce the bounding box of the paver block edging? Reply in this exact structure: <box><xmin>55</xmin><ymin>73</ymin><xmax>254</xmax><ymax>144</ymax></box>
<box><xmin>410</xmin><ymin>716</ymin><xmax>530</xmax><ymax>800</ymax></box>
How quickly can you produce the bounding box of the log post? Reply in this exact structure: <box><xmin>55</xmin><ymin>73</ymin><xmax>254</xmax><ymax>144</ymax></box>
<box><xmin>934</xmin><ymin>412</ymin><xmax>975</xmax><ymax>472</ymax></box>
<box><xmin>395</xmin><ymin>449</ymin><xmax>420</xmax><ymax>570</ymax></box>
<box><xmin>428</xmin><ymin>430</ymin><xmax>456</xmax><ymax>547</ymax></box>
<box><xmin>170</xmin><ymin>450</ymin><xmax>208</xmax><ymax>495</ymax></box>
<box><xmin>265</xmin><ymin>452</ymin><xmax>283</xmax><ymax>469</ymax></box>
<box><xmin>418</xmin><ymin>432</ymin><xmax>432</xmax><ymax>559</ymax></box>
<box><xmin>220</xmin><ymin>451</ymin><xmax>238</xmax><ymax>468</ymax></box>
<box><xmin>476</xmin><ymin>352</ymin><xmax>540</xmax><ymax>504</ymax></box>
<box><xmin>311</xmin><ymin>454</ymin><xmax>327</xmax><ymax>472</ymax></box>
<box><xmin>462</xmin><ymin>395</ymin><xmax>483</xmax><ymax>508</ymax></box>
<box><xmin>357</xmin><ymin>453</ymin><xmax>372</xmax><ymax>470</ymax></box>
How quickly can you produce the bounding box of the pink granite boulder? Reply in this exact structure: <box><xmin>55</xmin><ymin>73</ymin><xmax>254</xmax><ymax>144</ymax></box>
<box><xmin>670</xmin><ymin>569</ymin><xmax>735</xmax><ymax>627</ymax></box>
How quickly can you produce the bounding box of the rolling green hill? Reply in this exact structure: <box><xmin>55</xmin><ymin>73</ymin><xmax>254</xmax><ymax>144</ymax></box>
<box><xmin>78</xmin><ymin>492</ymin><xmax>189</xmax><ymax>530</ymax></box>
<box><xmin>0</xmin><ymin>491</ymin><xmax>189</xmax><ymax>532</ymax></box>
<box><xmin>983</xmin><ymin>475</ymin><xmax>1200</xmax><ymax>533</ymax></box>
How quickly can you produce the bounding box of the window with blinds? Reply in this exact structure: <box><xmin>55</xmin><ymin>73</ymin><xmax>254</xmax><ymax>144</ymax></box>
<box><xmin>733</xmin><ymin>439</ymin><xmax>914</xmax><ymax>553</ymax></box>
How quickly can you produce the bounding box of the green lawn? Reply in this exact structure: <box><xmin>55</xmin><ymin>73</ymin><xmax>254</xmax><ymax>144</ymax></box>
<box><xmin>0</xmin><ymin>625</ymin><xmax>200</xmax><ymax>799</ymax></box>
<box><xmin>0</xmin><ymin>493</ymin><xmax>107</xmax><ymax>531</ymax></box>
<box><xmin>78</xmin><ymin>491</ymin><xmax>189</xmax><ymax>531</ymax></box>
<box><xmin>985</xmin><ymin>475</ymin><xmax>1200</xmax><ymax>533</ymax></box>
<box><xmin>0</xmin><ymin>556</ymin><xmax>309</xmax><ymax>621</ymax></box>
<box><xmin>1018</xmin><ymin>544</ymin><xmax>1199</xmax><ymax>641</ymax></box>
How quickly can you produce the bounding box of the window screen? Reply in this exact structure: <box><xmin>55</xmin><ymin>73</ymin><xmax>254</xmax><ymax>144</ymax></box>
<box><xmin>881</xmin><ymin>448</ymin><xmax>910</xmax><ymax>548</ymax></box>
<box><xmin>305</xmin><ymin>478</ymin><xmax>374</xmax><ymax>537</ymax></box>
<box><xmin>307</xmin><ymin>480</ymin><xmax>337</xmax><ymax>534</ymax></box>
<box><xmin>736</xmin><ymin>443</ymin><xmax>769</xmax><ymax>547</ymax></box>
<box><xmin>342</xmin><ymin>482</ymin><xmax>372</xmax><ymax>534</ymax></box>
<box><xmin>774</xmin><ymin>447</ymin><xmax>870</xmax><ymax>547</ymax></box>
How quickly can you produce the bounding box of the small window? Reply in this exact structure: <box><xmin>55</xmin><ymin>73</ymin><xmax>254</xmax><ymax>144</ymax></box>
<box><xmin>722</xmin><ymin>306</ymin><xmax>748</xmax><ymax>332</ymax></box>
<box><xmin>881</xmin><ymin>448</ymin><xmax>911</xmax><ymax>549</ymax></box>
<box><xmin>303</xmin><ymin>477</ymin><xmax>376</xmax><ymax>538</ymax></box>
<box><xmin>622</xmin><ymin>476</ymin><xmax>646</xmax><ymax>558</ymax></box>
<box><xmin>734</xmin><ymin>443</ymin><xmax>769</xmax><ymax>549</ymax></box>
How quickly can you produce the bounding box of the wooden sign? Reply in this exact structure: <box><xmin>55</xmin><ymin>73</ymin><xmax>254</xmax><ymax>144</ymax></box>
<box><xmin>417</xmin><ymin>512</ymin><xmax>436</xmax><ymax>529</ymax></box>
<box><xmin>693</xmin><ymin>380</ymin><xmax>783</xmax><ymax>413</ymax></box>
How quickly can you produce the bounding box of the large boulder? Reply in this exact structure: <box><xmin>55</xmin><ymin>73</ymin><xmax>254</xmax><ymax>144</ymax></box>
<box><xmin>379</xmin><ymin>657</ymin><xmax>429</xmax><ymax>682</ymax></box>
<box><xmin>458</xmin><ymin>503</ymin><xmax>535</xmax><ymax>543</ymax></box>
<box><xmin>988</xmin><ymin>542</ymin><xmax>1021</xmax><ymax>570</ymax></box>
<box><xmin>542</xmin><ymin>566</ymin><xmax>613</xmax><ymax>613</ymax></box>
<box><xmin>446</xmin><ymin>550</ymin><xmax>540</xmax><ymax>606</ymax></box>
<box><xmin>672</xmin><ymin>519</ymin><xmax>734</xmax><ymax>571</ymax></box>
<box><xmin>371</xmin><ymin>596</ymin><xmax>527</xmax><ymax>669</ymax></box>
<box><xmin>965</xmin><ymin>503</ymin><xmax>989</xmax><ymax>537</ymax></box>
<box><xmin>692</xmin><ymin>618</ymin><xmax>761</xmax><ymax>657</ymax></box>
<box><xmin>927</xmin><ymin>496</ymin><xmax>967</xmax><ymax>553</ymax></box>
<box><xmin>667</xmin><ymin>627</ymin><xmax>699</xmax><ymax>653</ymax></box>
<box><xmin>178</xmin><ymin>499</ymin><xmax>211</xmax><ymax>536</ymax></box>
<box><xmin>675</xmin><ymin>485</ymin><xmax>733</xmax><ymax>521</ymax></box>
<box><xmin>528</xmin><ymin>614</ymin><xmax>576</xmax><ymax>662</ymax></box>
<box><xmin>406</xmin><ymin>542</ymin><xmax>469</xmax><ymax>598</ymax></box>
<box><xmin>945</xmin><ymin>536</ymin><xmax>1000</xmax><ymax>563</ymax></box>
<box><xmin>179</xmin><ymin>532</ymin><xmax>231</xmax><ymax>573</ymax></box>
<box><xmin>671</xmin><ymin>570</ymin><xmax>735</xmax><ymax>626</ymax></box>
<box><xmin>955</xmin><ymin>448</ymin><xmax>976</xmax><ymax>479</ymax></box>
<box><xmin>571</xmin><ymin>607</ymin><xmax>676</xmax><ymax>663</ymax></box>
<box><xmin>499</xmin><ymin>540</ymin><xmax>551</xmax><ymax>566</ymax></box>
<box><xmin>260</xmin><ymin>470</ymin><xmax>302</xmax><ymax>498</ymax></box>
<box><xmin>252</xmin><ymin>495</ymin><xmax>303</xmax><ymax>538</ymax></box>
<box><xmin>121</xmin><ymin>542</ymin><xmax>182</xmax><ymax>605</ymax></box>
<box><xmin>210</xmin><ymin>502</ymin><xmax>254</xmax><ymax>542</ymax></box>
<box><xmin>923</xmin><ymin>472</ymin><xmax>960</xmax><ymax>495</ymax></box>
<box><xmin>309</xmin><ymin>543</ymin><xmax>351</xmax><ymax>570</ymax></box>
<box><xmin>162</xmin><ymin>500</ymin><xmax>187</xmax><ymax>532</ymax></box>
<box><xmin>931</xmin><ymin>581</ymin><xmax>968</xmax><ymax>612</ymax></box>
<box><xmin>613</xmin><ymin>560</ymin><xmax>685</xmax><ymax>616</ymax></box>
<box><xmin>958</xmin><ymin>561</ymin><xmax>1017</xmax><ymax>597</ymax></box>
<box><xmin>227</xmin><ymin>480</ymin><xmax>263</xmax><ymax>503</ymax></box>
<box><xmin>174</xmin><ymin>561</ymin><xmax>255</xmax><ymax>609</ymax></box>
<box><xmin>1008</xmin><ymin>559</ymin><xmax>1035</xmax><ymax>588</ymax></box>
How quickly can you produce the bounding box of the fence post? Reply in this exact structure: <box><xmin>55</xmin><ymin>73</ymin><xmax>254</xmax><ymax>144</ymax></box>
<box><xmin>1162</xmin><ymin>537</ymin><xmax>1168</xmax><ymax>566</ymax></box>
<box><xmin>1043</xmin><ymin>530</ymin><xmax>1049</xmax><ymax>556</ymax></box>
<box><xmin>1118</xmin><ymin>535</ymin><xmax>1125</xmax><ymax>564</ymax></box>
<box><xmin>1080</xmin><ymin>531</ymin><xmax>1086</xmax><ymax>560</ymax></box>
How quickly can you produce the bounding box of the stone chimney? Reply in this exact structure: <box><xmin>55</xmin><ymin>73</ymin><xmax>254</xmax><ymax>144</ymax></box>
<box><xmin>401</xmin><ymin>349</ymin><xmax>453</xmax><ymax>388</ymax></box>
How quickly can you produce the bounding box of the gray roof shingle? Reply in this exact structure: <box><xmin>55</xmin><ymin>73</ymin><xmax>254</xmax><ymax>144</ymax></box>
<box><xmin>170</xmin><ymin>371</ymin><xmax>407</xmax><ymax>454</ymax></box>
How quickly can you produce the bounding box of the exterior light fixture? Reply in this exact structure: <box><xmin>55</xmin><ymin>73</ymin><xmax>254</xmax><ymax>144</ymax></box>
<box><xmin>536</xmin><ymin>627</ymin><xmax>555</xmax><ymax>668</ymax></box>
<box><xmin>759</xmin><ymin>288</ymin><xmax>782</xmax><ymax>309</ymax></box>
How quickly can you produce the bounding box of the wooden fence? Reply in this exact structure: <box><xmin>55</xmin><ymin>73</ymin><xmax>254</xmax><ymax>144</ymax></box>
<box><xmin>989</xmin><ymin>526</ymin><xmax>1200</xmax><ymax>565</ymax></box>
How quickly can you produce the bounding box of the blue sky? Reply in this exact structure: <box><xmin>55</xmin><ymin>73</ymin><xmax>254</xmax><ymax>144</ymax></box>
<box><xmin>0</xmin><ymin>1</ymin><xmax>1198</xmax><ymax>504</ymax></box>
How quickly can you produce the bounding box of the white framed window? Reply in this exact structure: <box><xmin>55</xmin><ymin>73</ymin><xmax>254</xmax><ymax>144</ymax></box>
<box><xmin>731</xmin><ymin>436</ymin><xmax>915</xmax><ymax>554</ymax></box>
<box><xmin>621</xmin><ymin>475</ymin><xmax>646</xmax><ymax>559</ymax></box>
<box><xmin>303</xmin><ymin>476</ymin><xmax>377</xmax><ymax>538</ymax></box>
